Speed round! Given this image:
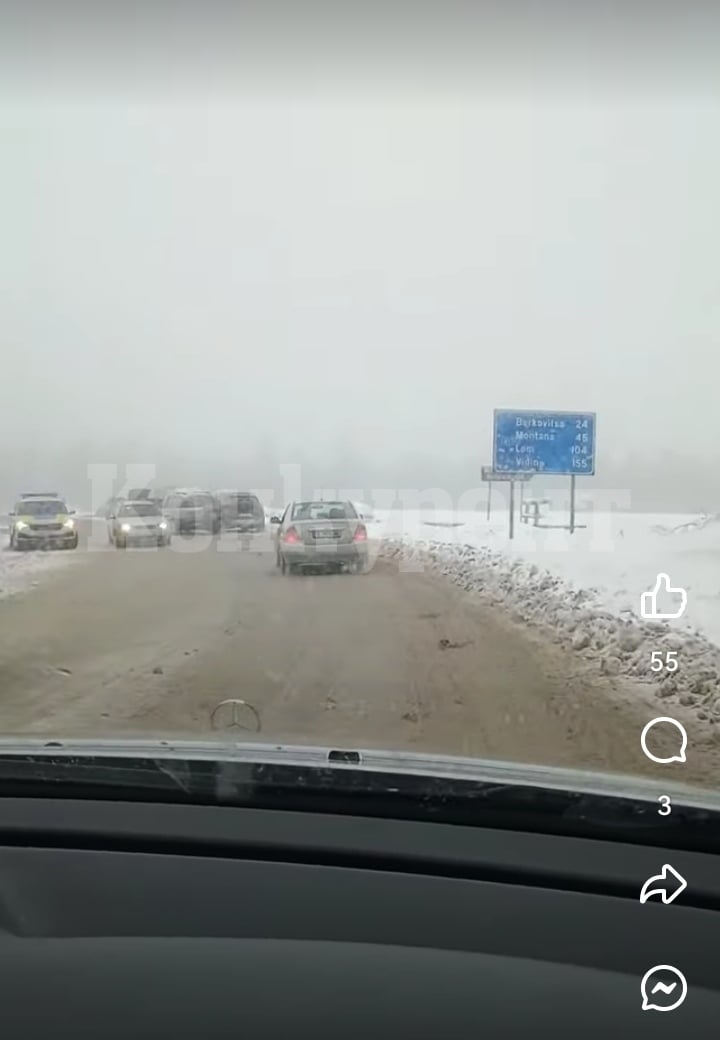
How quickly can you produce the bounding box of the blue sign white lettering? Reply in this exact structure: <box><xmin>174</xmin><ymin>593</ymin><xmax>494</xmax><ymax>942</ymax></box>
<box><xmin>493</xmin><ymin>410</ymin><xmax>596</xmax><ymax>475</ymax></box>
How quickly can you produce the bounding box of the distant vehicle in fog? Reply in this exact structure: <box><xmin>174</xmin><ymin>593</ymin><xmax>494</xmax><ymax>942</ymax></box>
<box><xmin>107</xmin><ymin>499</ymin><xmax>171</xmax><ymax>549</ymax></box>
<box><xmin>162</xmin><ymin>488</ymin><xmax>219</xmax><ymax>535</ymax></box>
<box><xmin>9</xmin><ymin>493</ymin><xmax>78</xmax><ymax>551</ymax></box>
<box><xmin>214</xmin><ymin>490</ymin><xmax>266</xmax><ymax>533</ymax></box>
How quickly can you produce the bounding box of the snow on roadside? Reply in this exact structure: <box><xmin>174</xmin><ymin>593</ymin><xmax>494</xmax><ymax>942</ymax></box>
<box><xmin>0</xmin><ymin>549</ymin><xmax>79</xmax><ymax>602</ymax></box>
<box><xmin>379</xmin><ymin>522</ymin><xmax>720</xmax><ymax>726</ymax></box>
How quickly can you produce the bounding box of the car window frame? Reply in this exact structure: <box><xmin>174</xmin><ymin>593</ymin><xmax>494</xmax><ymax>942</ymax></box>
<box><xmin>291</xmin><ymin>500</ymin><xmax>355</xmax><ymax>522</ymax></box>
<box><xmin>17</xmin><ymin>499</ymin><xmax>67</xmax><ymax>516</ymax></box>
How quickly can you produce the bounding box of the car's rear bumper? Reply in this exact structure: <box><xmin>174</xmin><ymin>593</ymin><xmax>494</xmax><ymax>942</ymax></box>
<box><xmin>281</xmin><ymin>543</ymin><xmax>368</xmax><ymax>565</ymax></box>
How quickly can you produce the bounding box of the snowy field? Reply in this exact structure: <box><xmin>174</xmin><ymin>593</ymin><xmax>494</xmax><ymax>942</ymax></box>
<box><xmin>374</xmin><ymin>507</ymin><xmax>720</xmax><ymax>723</ymax></box>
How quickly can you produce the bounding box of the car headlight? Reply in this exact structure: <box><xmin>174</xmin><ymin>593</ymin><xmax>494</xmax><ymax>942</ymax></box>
<box><xmin>62</xmin><ymin>518</ymin><xmax>74</xmax><ymax>529</ymax></box>
<box><xmin>159</xmin><ymin>521</ymin><xmax>168</xmax><ymax>530</ymax></box>
<box><xmin>121</xmin><ymin>523</ymin><xmax>131</xmax><ymax>532</ymax></box>
<box><xmin>15</xmin><ymin>520</ymin><xmax>28</xmax><ymax>530</ymax></box>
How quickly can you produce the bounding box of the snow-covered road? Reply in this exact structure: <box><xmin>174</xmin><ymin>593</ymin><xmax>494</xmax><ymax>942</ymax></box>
<box><xmin>0</xmin><ymin>548</ymin><xmax>81</xmax><ymax>602</ymax></box>
<box><xmin>5</xmin><ymin>505</ymin><xmax>720</xmax><ymax>730</ymax></box>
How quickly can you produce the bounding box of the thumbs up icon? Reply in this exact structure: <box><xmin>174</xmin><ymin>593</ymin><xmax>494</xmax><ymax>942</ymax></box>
<box><xmin>640</xmin><ymin>574</ymin><xmax>688</xmax><ymax>620</ymax></box>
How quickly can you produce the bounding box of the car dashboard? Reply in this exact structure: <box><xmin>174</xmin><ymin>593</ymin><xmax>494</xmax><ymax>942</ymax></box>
<box><xmin>1</xmin><ymin>781</ymin><xmax>719</xmax><ymax>1038</ymax></box>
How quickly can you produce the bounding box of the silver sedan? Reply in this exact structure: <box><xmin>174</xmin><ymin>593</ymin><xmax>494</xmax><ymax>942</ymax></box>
<box><xmin>272</xmin><ymin>500</ymin><xmax>369</xmax><ymax>575</ymax></box>
<box><xmin>108</xmin><ymin>500</ymin><xmax>172</xmax><ymax>549</ymax></box>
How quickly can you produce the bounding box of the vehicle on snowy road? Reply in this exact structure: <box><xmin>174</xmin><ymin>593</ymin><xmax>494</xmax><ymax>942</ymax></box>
<box><xmin>161</xmin><ymin>488</ymin><xmax>220</xmax><ymax>536</ymax></box>
<box><xmin>9</xmin><ymin>493</ymin><xmax>78</xmax><ymax>551</ymax></box>
<box><xmin>274</xmin><ymin>499</ymin><xmax>368</xmax><ymax>575</ymax></box>
<box><xmin>108</xmin><ymin>499</ymin><xmax>171</xmax><ymax>549</ymax></box>
<box><xmin>162</xmin><ymin>486</ymin><xmax>220</xmax><ymax>536</ymax></box>
<box><xmin>214</xmin><ymin>490</ymin><xmax>266</xmax><ymax>533</ymax></box>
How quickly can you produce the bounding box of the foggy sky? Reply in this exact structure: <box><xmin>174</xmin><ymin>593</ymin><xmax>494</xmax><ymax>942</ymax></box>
<box><xmin>2</xmin><ymin>5</ymin><xmax>720</xmax><ymax>505</ymax></box>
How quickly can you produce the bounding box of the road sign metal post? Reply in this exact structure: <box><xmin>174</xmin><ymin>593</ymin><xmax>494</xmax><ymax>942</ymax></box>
<box><xmin>569</xmin><ymin>474</ymin><xmax>576</xmax><ymax>535</ymax></box>
<box><xmin>482</xmin><ymin>466</ymin><xmax>532</xmax><ymax>535</ymax></box>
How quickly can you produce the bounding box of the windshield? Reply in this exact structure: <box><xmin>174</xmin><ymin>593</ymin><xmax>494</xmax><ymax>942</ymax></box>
<box><xmin>118</xmin><ymin>503</ymin><xmax>159</xmax><ymax>518</ymax></box>
<box><xmin>292</xmin><ymin>501</ymin><xmax>356</xmax><ymax>521</ymax></box>
<box><xmin>16</xmin><ymin>500</ymin><xmax>67</xmax><ymax>516</ymax></box>
<box><xmin>2</xmin><ymin>5</ymin><xmax>720</xmax><ymax>802</ymax></box>
<box><xmin>220</xmin><ymin>494</ymin><xmax>259</xmax><ymax>513</ymax></box>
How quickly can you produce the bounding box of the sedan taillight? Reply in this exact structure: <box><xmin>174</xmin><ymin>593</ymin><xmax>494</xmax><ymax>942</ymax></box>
<box><xmin>283</xmin><ymin>526</ymin><xmax>300</xmax><ymax>544</ymax></box>
<box><xmin>353</xmin><ymin>523</ymin><xmax>367</xmax><ymax>542</ymax></box>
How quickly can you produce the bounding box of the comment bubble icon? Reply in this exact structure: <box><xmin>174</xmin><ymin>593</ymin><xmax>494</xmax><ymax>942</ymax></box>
<box><xmin>640</xmin><ymin>717</ymin><xmax>688</xmax><ymax>765</ymax></box>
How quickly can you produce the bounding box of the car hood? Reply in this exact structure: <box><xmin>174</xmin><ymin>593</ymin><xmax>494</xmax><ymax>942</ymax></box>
<box><xmin>0</xmin><ymin>737</ymin><xmax>715</xmax><ymax>809</ymax></box>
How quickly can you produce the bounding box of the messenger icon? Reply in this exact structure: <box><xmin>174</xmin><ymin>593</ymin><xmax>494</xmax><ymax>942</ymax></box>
<box><xmin>641</xmin><ymin>965</ymin><xmax>688</xmax><ymax>1012</ymax></box>
<box><xmin>641</xmin><ymin>717</ymin><xmax>688</xmax><ymax>765</ymax></box>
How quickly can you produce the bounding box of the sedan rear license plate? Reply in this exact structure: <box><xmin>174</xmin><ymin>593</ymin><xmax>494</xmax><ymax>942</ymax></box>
<box><xmin>314</xmin><ymin>530</ymin><xmax>336</xmax><ymax>540</ymax></box>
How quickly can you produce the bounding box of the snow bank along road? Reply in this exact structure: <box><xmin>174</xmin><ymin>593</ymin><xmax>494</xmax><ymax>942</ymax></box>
<box><xmin>0</xmin><ymin>518</ymin><xmax>718</xmax><ymax>788</ymax></box>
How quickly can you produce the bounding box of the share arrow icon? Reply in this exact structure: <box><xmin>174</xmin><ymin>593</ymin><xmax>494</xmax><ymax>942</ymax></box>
<box><xmin>640</xmin><ymin>865</ymin><xmax>687</xmax><ymax>905</ymax></box>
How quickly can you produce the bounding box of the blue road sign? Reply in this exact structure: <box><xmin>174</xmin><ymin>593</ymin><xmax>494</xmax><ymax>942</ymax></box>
<box><xmin>493</xmin><ymin>410</ymin><xmax>596</xmax><ymax>476</ymax></box>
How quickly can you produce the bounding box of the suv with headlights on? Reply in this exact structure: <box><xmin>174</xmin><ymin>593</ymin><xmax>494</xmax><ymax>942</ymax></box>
<box><xmin>9</xmin><ymin>493</ymin><xmax>78</xmax><ymax>551</ymax></box>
